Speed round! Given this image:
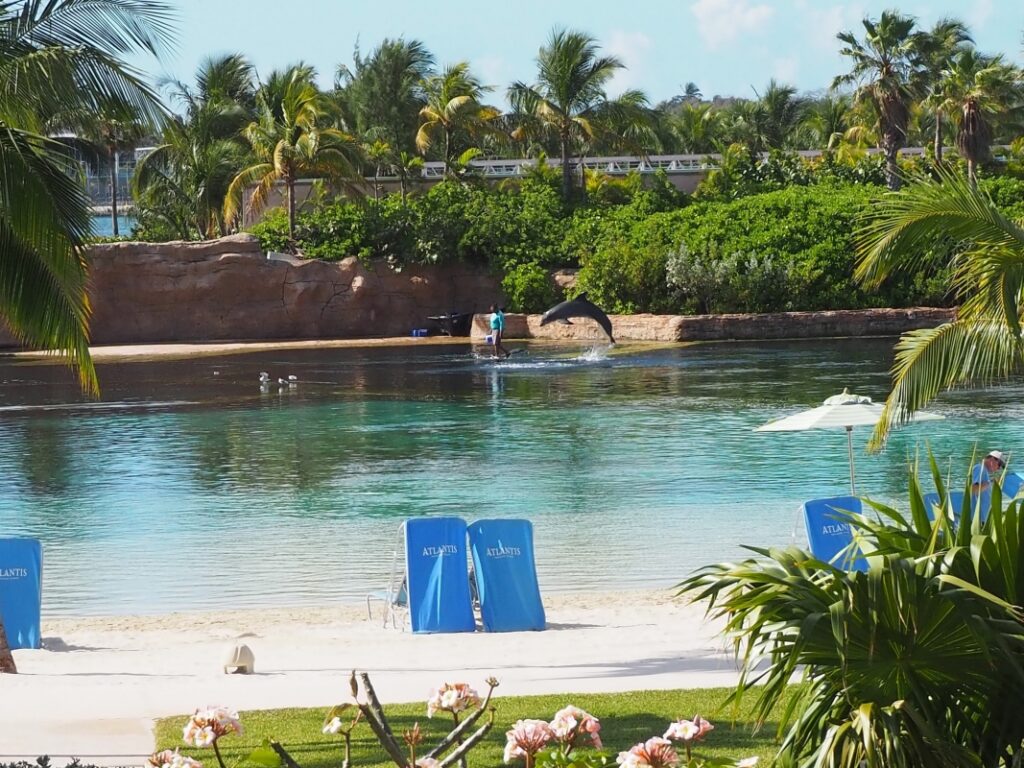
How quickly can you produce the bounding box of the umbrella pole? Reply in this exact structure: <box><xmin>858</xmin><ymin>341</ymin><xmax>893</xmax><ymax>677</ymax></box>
<box><xmin>846</xmin><ymin>425</ymin><xmax>856</xmax><ymax>494</ymax></box>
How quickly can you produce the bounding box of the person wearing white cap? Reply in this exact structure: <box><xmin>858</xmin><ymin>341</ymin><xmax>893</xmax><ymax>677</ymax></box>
<box><xmin>971</xmin><ymin>450</ymin><xmax>1008</xmax><ymax>492</ymax></box>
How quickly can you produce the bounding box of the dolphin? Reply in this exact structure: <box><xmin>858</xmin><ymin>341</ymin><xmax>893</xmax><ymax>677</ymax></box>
<box><xmin>539</xmin><ymin>293</ymin><xmax>615</xmax><ymax>343</ymax></box>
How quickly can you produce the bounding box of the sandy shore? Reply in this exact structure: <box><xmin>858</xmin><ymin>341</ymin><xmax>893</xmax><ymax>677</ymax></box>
<box><xmin>0</xmin><ymin>590</ymin><xmax>737</xmax><ymax>762</ymax></box>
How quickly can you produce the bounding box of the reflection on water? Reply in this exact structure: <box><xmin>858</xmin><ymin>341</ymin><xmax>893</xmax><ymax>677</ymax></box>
<box><xmin>0</xmin><ymin>339</ymin><xmax>1021</xmax><ymax>616</ymax></box>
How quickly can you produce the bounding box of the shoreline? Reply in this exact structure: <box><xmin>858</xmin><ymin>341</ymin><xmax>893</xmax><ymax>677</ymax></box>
<box><xmin>1</xmin><ymin>589</ymin><xmax>735</xmax><ymax>761</ymax></box>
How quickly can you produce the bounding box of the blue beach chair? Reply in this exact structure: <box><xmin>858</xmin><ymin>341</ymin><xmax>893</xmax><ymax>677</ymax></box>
<box><xmin>1002</xmin><ymin>472</ymin><xmax>1024</xmax><ymax>501</ymax></box>
<box><xmin>468</xmin><ymin>519</ymin><xmax>545</xmax><ymax>632</ymax></box>
<box><xmin>402</xmin><ymin>517</ymin><xmax>476</xmax><ymax>634</ymax></box>
<box><xmin>0</xmin><ymin>538</ymin><xmax>43</xmax><ymax>650</ymax></box>
<box><xmin>801</xmin><ymin>496</ymin><xmax>867</xmax><ymax>572</ymax></box>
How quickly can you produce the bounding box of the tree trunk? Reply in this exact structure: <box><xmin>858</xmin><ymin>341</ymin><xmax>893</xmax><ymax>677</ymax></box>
<box><xmin>560</xmin><ymin>133</ymin><xmax>572</xmax><ymax>201</ymax></box>
<box><xmin>400</xmin><ymin>175</ymin><xmax>406</xmax><ymax>204</ymax></box>
<box><xmin>445</xmin><ymin>128</ymin><xmax>452</xmax><ymax>177</ymax></box>
<box><xmin>883</xmin><ymin>136</ymin><xmax>901</xmax><ymax>191</ymax></box>
<box><xmin>109</xmin><ymin>149</ymin><xmax>119</xmax><ymax>237</ymax></box>
<box><xmin>0</xmin><ymin>617</ymin><xmax>17</xmax><ymax>673</ymax></box>
<box><xmin>373</xmin><ymin>169</ymin><xmax>379</xmax><ymax>201</ymax></box>
<box><xmin>934</xmin><ymin>110</ymin><xmax>943</xmax><ymax>165</ymax></box>
<box><xmin>967</xmin><ymin>158</ymin><xmax>977</xmax><ymax>189</ymax></box>
<box><xmin>286</xmin><ymin>175</ymin><xmax>296</xmax><ymax>241</ymax></box>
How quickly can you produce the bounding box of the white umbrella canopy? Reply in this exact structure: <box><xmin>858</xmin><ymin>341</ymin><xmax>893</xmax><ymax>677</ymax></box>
<box><xmin>756</xmin><ymin>388</ymin><xmax>945</xmax><ymax>493</ymax></box>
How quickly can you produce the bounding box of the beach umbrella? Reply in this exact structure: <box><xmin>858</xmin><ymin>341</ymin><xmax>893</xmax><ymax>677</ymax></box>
<box><xmin>755</xmin><ymin>388</ymin><xmax>945</xmax><ymax>493</ymax></box>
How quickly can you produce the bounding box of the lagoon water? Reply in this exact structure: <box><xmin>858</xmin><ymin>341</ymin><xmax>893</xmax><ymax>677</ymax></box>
<box><xmin>0</xmin><ymin>338</ymin><xmax>1021</xmax><ymax>617</ymax></box>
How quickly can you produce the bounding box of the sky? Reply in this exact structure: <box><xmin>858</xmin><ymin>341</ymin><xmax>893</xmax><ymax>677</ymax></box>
<box><xmin>137</xmin><ymin>0</ymin><xmax>1024</xmax><ymax>106</ymax></box>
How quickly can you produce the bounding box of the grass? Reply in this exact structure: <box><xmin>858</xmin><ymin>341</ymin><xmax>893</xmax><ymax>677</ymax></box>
<box><xmin>155</xmin><ymin>687</ymin><xmax>793</xmax><ymax>768</ymax></box>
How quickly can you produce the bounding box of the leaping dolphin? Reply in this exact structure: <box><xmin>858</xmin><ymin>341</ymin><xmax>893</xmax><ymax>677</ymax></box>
<box><xmin>539</xmin><ymin>293</ymin><xmax>615</xmax><ymax>343</ymax></box>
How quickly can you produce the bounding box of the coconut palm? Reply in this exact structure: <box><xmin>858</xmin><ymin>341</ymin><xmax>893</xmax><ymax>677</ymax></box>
<box><xmin>752</xmin><ymin>79</ymin><xmax>807</xmax><ymax>150</ymax></box>
<box><xmin>415</xmin><ymin>62</ymin><xmax>498</xmax><ymax>176</ymax></box>
<box><xmin>225</xmin><ymin>66</ymin><xmax>364</xmax><ymax>240</ymax></box>
<box><xmin>78</xmin><ymin>103</ymin><xmax>148</xmax><ymax>237</ymax></box>
<box><xmin>855</xmin><ymin>167</ymin><xmax>1024</xmax><ymax>448</ymax></box>
<box><xmin>509</xmin><ymin>28</ymin><xmax>648</xmax><ymax>200</ymax></box>
<box><xmin>916</xmin><ymin>18</ymin><xmax>972</xmax><ymax>164</ymax></box>
<box><xmin>663</xmin><ymin>102</ymin><xmax>722</xmax><ymax>154</ymax></box>
<box><xmin>802</xmin><ymin>93</ymin><xmax>853</xmax><ymax>150</ymax></box>
<box><xmin>364</xmin><ymin>138</ymin><xmax>392</xmax><ymax>200</ymax></box>
<box><xmin>0</xmin><ymin>0</ymin><xmax>174</xmax><ymax>673</ymax></box>
<box><xmin>834</xmin><ymin>11</ymin><xmax>924</xmax><ymax>189</ymax></box>
<box><xmin>134</xmin><ymin>55</ymin><xmax>254</xmax><ymax>239</ymax></box>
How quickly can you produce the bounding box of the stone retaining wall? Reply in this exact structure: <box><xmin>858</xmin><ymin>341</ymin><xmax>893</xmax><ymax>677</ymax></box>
<box><xmin>0</xmin><ymin>234</ymin><xmax>958</xmax><ymax>348</ymax></box>
<box><xmin>471</xmin><ymin>307</ymin><xmax>956</xmax><ymax>343</ymax></box>
<box><xmin>0</xmin><ymin>234</ymin><xmax>503</xmax><ymax>347</ymax></box>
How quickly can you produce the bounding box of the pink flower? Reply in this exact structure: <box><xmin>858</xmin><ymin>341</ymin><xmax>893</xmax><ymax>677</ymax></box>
<box><xmin>736</xmin><ymin>759</ymin><xmax>758</xmax><ymax>768</ymax></box>
<box><xmin>148</xmin><ymin>749</ymin><xmax>202</xmax><ymax>768</ymax></box>
<box><xmin>183</xmin><ymin>706</ymin><xmax>243</xmax><ymax>747</ymax></box>
<box><xmin>664</xmin><ymin>716</ymin><xmax>714</xmax><ymax>744</ymax></box>
<box><xmin>616</xmin><ymin>737</ymin><xmax>678</xmax><ymax>768</ymax></box>
<box><xmin>503</xmin><ymin>719</ymin><xmax>555</xmax><ymax>763</ymax></box>
<box><xmin>550</xmin><ymin>705</ymin><xmax>602</xmax><ymax>750</ymax></box>
<box><xmin>416</xmin><ymin>759</ymin><xmax>441</xmax><ymax>768</ymax></box>
<box><xmin>427</xmin><ymin>683</ymin><xmax>481</xmax><ymax>717</ymax></box>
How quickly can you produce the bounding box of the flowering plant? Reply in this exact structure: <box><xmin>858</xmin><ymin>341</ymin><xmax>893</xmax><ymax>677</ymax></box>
<box><xmin>504</xmin><ymin>719</ymin><xmax>556</xmax><ymax>767</ymax></box>
<box><xmin>147</xmin><ymin>749</ymin><xmax>203</xmax><ymax>768</ymax></box>
<box><xmin>427</xmin><ymin>683</ymin><xmax>482</xmax><ymax>718</ymax></box>
<box><xmin>550</xmin><ymin>705</ymin><xmax>602</xmax><ymax>751</ymax></box>
<box><xmin>180</xmin><ymin>706</ymin><xmax>243</xmax><ymax>768</ymax></box>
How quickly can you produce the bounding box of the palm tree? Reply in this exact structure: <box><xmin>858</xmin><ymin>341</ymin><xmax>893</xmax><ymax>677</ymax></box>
<box><xmin>916</xmin><ymin>18</ymin><xmax>972</xmax><ymax>164</ymax></box>
<box><xmin>855</xmin><ymin>168</ymin><xmax>1024</xmax><ymax>448</ymax></box>
<box><xmin>225</xmin><ymin>66</ymin><xmax>364</xmax><ymax>240</ymax></box>
<box><xmin>664</xmin><ymin>102</ymin><xmax>721</xmax><ymax>154</ymax></box>
<box><xmin>415</xmin><ymin>62</ymin><xmax>498</xmax><ymax>176</ymax></box>
<box><xmin>134</xmin><ymin>55</ymin><xmax>254</xmax><ymax>239</ymax></box>
<box><xmin>834</xmin><ymin>11</ymin><xmax>924</xmax><ymax>189</ymax></box>
<box><xmin>945</xmin><ymin>50</ymin><xmax>1021</xmax><ymax>186</ymax></box>
<box><xmin>509</xmin><ymin>28</ymin><xmax>641</xmax><ymax>200</ymax></box>
<box><xmin>802</xmin><ymin>93</ymin><xmax>853</xmax><ymax>150</ymax></box>
<box><xmin>364</xmin><ymin>138</ymin><xmax>392</xmax><ymax>200</ymax></box>
<box><xmin>335</xmin><ymin>38</ymin><xmax>434</xmax><ymax>154</ymax></box>
<box><xmin>80</xmin><ymin>104</ymin><xmax>148</xmax><ymax>237</ymax></box>
<box><xmin>393</xmin><ymin>151</ymin><xmax>424</xmax><ymax>203</ymax></box>
<box><xmin>752</xmin><ymin>79</ymin><xmax>807</xmax><ymax>150</ymax></box>
<box><xmin>0</xmin><ymin>0</ymin><xmax>174</xmax><ymax>673</ymax></box>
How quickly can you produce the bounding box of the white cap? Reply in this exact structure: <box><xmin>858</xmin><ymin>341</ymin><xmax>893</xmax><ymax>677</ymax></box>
<box><xmin>987</xmin><ymin>450</ymin><xmax>1007</xmax><ymax>467</ymax></box>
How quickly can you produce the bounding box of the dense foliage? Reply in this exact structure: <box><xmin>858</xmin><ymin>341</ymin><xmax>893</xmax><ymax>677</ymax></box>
<box><xmin>247</xmin><ymin>167</ymin><xmax>1016</xmax><ymax>314</ymax></box>
<box><xmin>679</xmin><ymin>455</ymin><xmax>1024</xmax><ymax>767</ymax></box>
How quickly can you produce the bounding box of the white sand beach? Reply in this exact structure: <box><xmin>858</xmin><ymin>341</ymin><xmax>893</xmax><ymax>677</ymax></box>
<box><xmin>0</xmin><ymin>591</ymin><xmax>736</xmax><ymax>762</ymax></box>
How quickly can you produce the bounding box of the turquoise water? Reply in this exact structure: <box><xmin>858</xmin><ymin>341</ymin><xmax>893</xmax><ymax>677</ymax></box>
<box><xmin>0</xmin><ymin>339</ymin><xmax>1021</xmax><ymax>617</ymax></box>
<box><xmin>90</xmin><ymin>215</ymin><xmax>135</xmax><ymax>238</ymax></box>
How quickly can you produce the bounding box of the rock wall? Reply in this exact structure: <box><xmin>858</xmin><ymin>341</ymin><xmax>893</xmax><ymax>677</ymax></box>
<box><xmin>0</xmin><ymin>235</ymin><xmax>504</xmax><ymax>346</ymax></box>
<box><xmin>0</xmin><ymin>234</ymin><xmax>957</xmax><ymax>348</ymax></box>
<box><xmin>471</xmin><ymin>307</ymin><xmax>956</xmax><ymax>343</ymax></box>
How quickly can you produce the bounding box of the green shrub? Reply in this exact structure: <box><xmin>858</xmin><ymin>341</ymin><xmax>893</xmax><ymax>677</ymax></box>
<box><xmin>502</xmin><ymin>261</ymin><xmax>559</xmax><ymax>312</ymax></box>
<box><xmin>575</xmin><ymin>239</ymin><xmax>675</xmax><ymax>314</ymax></box>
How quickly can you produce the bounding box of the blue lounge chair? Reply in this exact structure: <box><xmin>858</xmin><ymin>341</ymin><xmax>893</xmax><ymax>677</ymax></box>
<box><xmin>923</xmin><ymin>491</ymin><xmax>965</xmax><ymax>524</ymax></box>
<box><xmin>468</xmin><ymin>519</ymin><xmax>546</xmax><ymax>632</ymax></box>
<box><xmin>0</xmin><ymin>538</ymin><xmax>42</xmax><ymax>650</ymax></box>
<box><xmin>402</xmin><ymin>517</ymin><xmax>476</xmax><ymax>634</ymax></box>
<box><xmin>1002</xmin><ymin>472</ymin><xmax>1024</xmax><ymax>501</ymax></box>
<box><xmin>801</xmin><ymin>496</ymin><xmax>867</xmax><ymax>572</ymax></box>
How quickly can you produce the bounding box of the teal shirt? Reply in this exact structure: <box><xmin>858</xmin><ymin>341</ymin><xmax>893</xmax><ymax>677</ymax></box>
<box><xmin>490</xmin><ymin>311</ymin><xmax>505</xmax><ymax>332</ymax></box>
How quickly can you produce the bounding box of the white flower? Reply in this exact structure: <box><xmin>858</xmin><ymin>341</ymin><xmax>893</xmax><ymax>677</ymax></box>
<box><xmin>323</xmin><ymin>717</ymin><xmax>343</xmax><ymax>735</ymax></box>
<box><xmin>416</xmin><ymin>759</ymin><xmax>441</xmax><ymax>768</ymax></box>
<box><xmin>664</xmin><ymin>720</ymin><xmax>699</xmax><ymax>742</ymax></box>
<box><xmin>736</xmin><ymin>759</ymin><xmax>759</xmax><ymax>768</ymax></box>
<box><xmin>148</xmin><ymin>749</ymin><xmax>202</xmax><ymax>768</ymax></box>
<box><xmin>182</xmin><ymin>706</ymin><xmax>243</xmax><ymax>747</ymax></box>
<box><xmin>426</xmin><ymin>683</ymin><xmax>481</xmax><ymax>718</ymax></box>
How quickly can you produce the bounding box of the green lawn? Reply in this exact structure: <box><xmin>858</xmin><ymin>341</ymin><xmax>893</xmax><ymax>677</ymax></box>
<box><xmin>155</xmin><ymin>687</ymin><xmax>791</xmax><ymax>768</ymax></box>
